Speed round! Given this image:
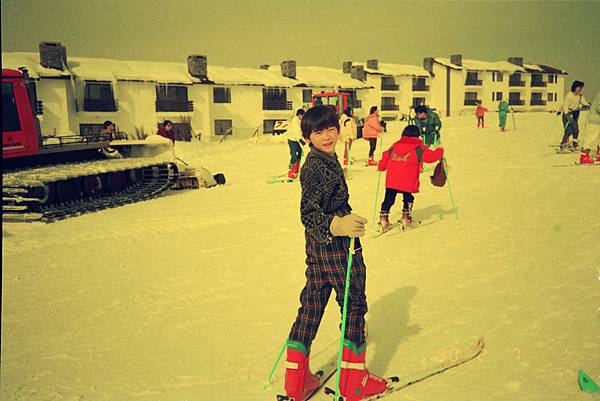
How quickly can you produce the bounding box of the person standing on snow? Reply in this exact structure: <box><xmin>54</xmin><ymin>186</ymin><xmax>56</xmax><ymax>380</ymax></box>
<box><xmin>286</xmin><ymin>109</ymin><xmax>306</xmax><ymax>179</ymax></box>
<box><xmin>338</xmin><ymin>107</ymin><xmax>357</xmax><ymax>165</ymax></box>
<box><xmin>558</xmin><ymin>80</ymin><xmax>590</xmax><ymax>152</ymax></box>
<box><xmin>362</xmin><ymin>106</ymin><xmax>385</xmax><ymax>166</ymax></box>
<box><xmin>497</xmin><ymin>100</ymin><xmax>511</xmax><ymax>132</ymax></box>
<box><xmin>283</xmin><ymin>106</ymin><xmax>388</xmax><ymax>401</ymax></box>
<box><xmin>475</xmin><ymin>101</ymin><xmax>488</xmax><ymax>128</ymax></box>
<box><xmin>414</xmin><ymin>105</ymin><xmax>442</xmax><ymax>147</ymax></box>
<box><xmin>579</xmin><ymin>92</ymin><xmax>600</xmax><ymax>164</ymax></box>
<box><xmin>377</xmin><ymin>125</ymin><xmax>444</xmax><ymax>231</ymax></box>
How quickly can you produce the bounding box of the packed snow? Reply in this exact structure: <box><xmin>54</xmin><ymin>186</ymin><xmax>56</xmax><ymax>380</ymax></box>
<box><xmin>2</xmin><ymin>112</ymin><xmax>599</xmax><ymax>401</ymax></box>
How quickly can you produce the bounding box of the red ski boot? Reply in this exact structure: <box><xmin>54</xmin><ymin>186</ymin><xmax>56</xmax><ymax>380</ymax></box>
<box><xmin>579</xmin><ymin>149</ymin><xmax>593</xmax><ymax>165</ymax></box>
<box><xmin>284</xmin><ymin>340</ymin><xmax>320</xmax><ymax>400</ymax></box>
<box><xmin>367</xmin><ymin>157</ymin><xmax>378</xmax><ymax>166</ymax></box>
<box><xmin>339</xmin><ymin>340</ymin><xmax>388</xmax><ymax>401</ymax></box>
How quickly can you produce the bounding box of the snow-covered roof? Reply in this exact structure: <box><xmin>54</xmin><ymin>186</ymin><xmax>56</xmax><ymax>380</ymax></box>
<box><xmin>207</xmin><ymin>65</ymin><xmax>296</xmax><ymax>87</ymax></box>
<box><xmin>352</xmin><ymin>62</ymin><xmax>430</xmax><ymax>77</ymax></box>
<box><xmin>435</xmin><ymin>57</ymin><xmax>527</xmax><ymax>73</ymax></box>
<box><xmin>268</xmin><ymin>65</ymin><xmax>371</xmax><ymax>88</ymax></box>
<box><xmin>2</xmin><ymin>52</ymin><xmax>71</xmax><ymax>78</ymax></box>
<box><xmin>522</xmin><ymin>63</ymin><xmax>544</xmax><ymax>72</ymax></box>
<box><xmin>536</xmin><ymin>64</ymin><xmax>568</xmax><ymax>75</ymax></box>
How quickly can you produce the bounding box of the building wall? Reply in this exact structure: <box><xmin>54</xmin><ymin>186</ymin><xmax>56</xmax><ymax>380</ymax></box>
<box><xmin>209</xmin><ymin>85</ymin><xmax>263</xmax><ymax>140</ymax></box>
<box><xmin>36</xmin><ymin>78</ymin><xmax>72</xmax><ymax>136</ymax></box>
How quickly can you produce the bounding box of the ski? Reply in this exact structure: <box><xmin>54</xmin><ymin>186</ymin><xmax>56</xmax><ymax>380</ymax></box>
<box><xmin>276</xmin><ymin>362</ymin><xmax>337</xmax><ymax>401</ymax></box>
<box><xmin>323</xmin><ymin>337</ymin><xmax>485</xmax><ymax>401</ymax></box>
<box><xmin>553</xmin><ymin>162</ymin><xmax>600</xmax><ymax>167</ymax></box>
<box><xmin>267</xmin><ymin>175</ymin><xmax>299</xmax><ymax>184</ymax></box>
<box><xmin>373</xmin><ymin>215</ymin><xmax>443</xmax><ymax>239</ymax></box>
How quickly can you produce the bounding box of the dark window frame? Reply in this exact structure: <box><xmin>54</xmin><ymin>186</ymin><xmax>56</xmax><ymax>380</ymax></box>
<box><xmin>214</xmin><ymin>119</ymin><xmax>233</xmax><ymax>136</ymax></box>
<box><xmin>2</xmin><ymin>82</ymin><xmax>22</xmax><ymax>132</ymax></box>
<box><xmin>213</xmin><ymin>87</ymin><xmax>232</xmax><ymax>103</ymax></box>
<box><xmin>302</xmin><ymin>89</ymin><xmax>313</xmax><ymax>103</ymax></box>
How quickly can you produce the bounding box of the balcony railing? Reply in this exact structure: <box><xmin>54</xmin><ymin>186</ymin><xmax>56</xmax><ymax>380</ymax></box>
<box><xmin>464</xmin><ymin>99</ymin><xmax>481</xmax><ymax>106</ymax></box>
<box><xmin>412</xmin><ymin>85</ymin><xmax>430</xmax><ymax>91</ymax></box>
<box><xmin>530</xmin><ymin>99</ymin><xmax>547</xmax><ymax>106</ymax></box>
<box><xmin>83</xmin><ymin>99</ymin><xmax>118</xmax><ymax>112</ymax></box>
<box><xmin>155</xmin><ymin>100</ymin><xmax>194</xmax><ymax>112</ymax></box>
<box><xmin>531</xmin><ymin>81</ymin><xmax>548</xmax><ymax>87</ymax></box>
<box><xmin>381</xmin><ymin>84</ymin><xmax>399</xmax><ymax>91</ymax></box>
<box><xmin>350</xmin><ymin>99</ymin><xmax>362</xmax><ymax>108</ymax></box>
<box><xmin>262</xmin><ymin>100</ymin><xmax>293</xmax><ymax>110</ymax></box>
<box><xmin>508</xmin><ymin>99</ymin><xmax>525</xmax><ymax>106</ymax></box>
<box><xmin>380</xmin><ymin>104</ymin><xmax>399</xmax><ymax>111</ymax></box>
<box><xmin>465</xmin><ymin>79</ymin><xmax>483</xmax><ymax>86</ymax></box>
<box><xmin>509</xmin><ymin>80</ymin><xmax>526</xmax><ymax>87</ymax></box>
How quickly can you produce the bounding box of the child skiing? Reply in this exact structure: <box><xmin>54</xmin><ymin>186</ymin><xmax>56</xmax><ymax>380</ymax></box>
<box><xmin>284</xmin><ymin>106</ymin><xmax>388</xmax><ymax>401</ymax></box>
<box><xmin>497</xmin><ymin>100</ymin><xmax>510</xmax><ymax>131</ymax></box>
<box><xmin>363</xmin><ymin>106</ymin><xmax>385</xmax><ymax>166</ymax></box>
<box><xmin>414</xmin><ymin>105</ymin><xmax>442</xmax><ymax>147</ymax></box>
<box><xmin>286</xmin><ymin>109</ymin><xmax>306</xmax><ymax>179</ymax></box>
<box><xmin>377</xmin><ymin>125</ymin><xmax>444</xmax><ymax>231</ymax></box>
<box><xmin>558</xmin><ymin>80</ymin><xmax>590</xmax><ymax>152</ymax></box>
<box><xmin>475</xmin><ymin>101</ymin><xmax>488</xmax><ymax>128</ymax></box>
<box><xmin>339</xmin><ymin>107</ymin><xmax>357</xmax><ymax>165</ymax></box>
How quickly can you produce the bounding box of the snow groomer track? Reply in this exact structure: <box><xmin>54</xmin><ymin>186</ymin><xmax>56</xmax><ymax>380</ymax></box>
<box><xmin>3</xmin><ymin>157</ymin><xmax>179</xmax><ymax>223</ymax></box>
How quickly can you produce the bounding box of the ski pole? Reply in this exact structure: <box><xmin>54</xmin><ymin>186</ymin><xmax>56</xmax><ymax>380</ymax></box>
<box><xmin>334</xmin><ymin>237</ymin><xmax>356</xmax><ymax>401</ymax></box>
<box><xmin>511</xmin><ymin>110</ymin><xmax>516</xmax><ymax>131</ymax></box>
<box><xmin>441</xmin><ymin>156</ymin><xmax>458</xmax><ymax>220</ymax></box>
<box><xmin>346</xmin><ymin>141</ymin><xmax>352</xmax><ymax>179</ymax></box>
<box><xmin>579</xmin><ymin>110</ymin><xmax>589</xmax><ymax>150</ymax></box>
<box><xmin>371</xmin><ymin>132</ymin><xmax>385</xmax><ymax>231</ymax></box>
<box><xmin>262</xmin><ymin>337</ymin><xmax>288</xmax><ymax>390</ymax></box>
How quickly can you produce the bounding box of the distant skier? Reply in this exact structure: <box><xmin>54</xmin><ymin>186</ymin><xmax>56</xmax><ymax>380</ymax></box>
<box><xmin>475</xmin><ymin>101</ymin><xmax>488</xmax><ymax>128</ymax></box>
<box><xmin>157</xmin><ymin>120</ymin><xmax>176</xmax><ymax>143</ymax></box>
<box><xmin>362</xmin><ymin>106</ymin><xmax>385</xmax><ymax>166</ymax></box>
<box><xmin>377</xmin><ymin>125</ymin><xmax>444</xmax><ymax>231</ymax></box>
<box><xmin>497</xmin><ymin>100</ymin><xmax>511</xmax><ymax>131</ymax></box>
<box><xmin>580</xmin><ymin>91</ymin><xmax>600</xmax><ymax>164</ymax></box>
<box><xmin>286</xmin><ymin>109</ymin><xmax>306</xmax><ymax>179</ymax></box>
<box><xmin>414</xmin><ymin>105</ymin><xmax>442</xmax><ymax>147</ymax></box>
<box><xmin>338</xmin><ymin>107</ymin><xmax>357</xmax><ymax>165</ymax></box>
<box><xmin>558</xmin><ymin>80</ymin><xmax>590</xmax><ymax>152</ymax></box>
<box><xmin>283</xmin><ymin>106</ymin><xmax>388</xmax><ymax>401</ymax></box>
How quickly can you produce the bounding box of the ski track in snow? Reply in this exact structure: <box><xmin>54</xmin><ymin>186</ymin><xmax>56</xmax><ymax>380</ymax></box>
<box><xmin>2</xmin><ymin>113</ymin><xmax>599</xmax><ymax>401</ymax></box>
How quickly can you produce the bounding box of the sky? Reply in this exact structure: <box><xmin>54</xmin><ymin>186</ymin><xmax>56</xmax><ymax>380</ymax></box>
<box><xmin>2</xmin><ymin>0</ymin><xmax>599</xmax><ymax>97</ymax></box>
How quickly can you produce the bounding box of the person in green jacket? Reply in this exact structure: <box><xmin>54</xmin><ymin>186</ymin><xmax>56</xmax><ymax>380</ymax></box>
<box><xmin>414</xmin><ymin>105</ymin><xmax>442</xmax><ymax>147</ymax></box>
<box><xmin>497</xmin><ymin>100</ymin><xmax>511</xmax><ymax>132</ymax></box>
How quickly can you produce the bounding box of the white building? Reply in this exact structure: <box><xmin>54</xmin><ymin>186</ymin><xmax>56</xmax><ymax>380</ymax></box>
<box><xmin>344</xmin><ymin>60</ymin><xmax>432</xmax><ymax>120</ymax></box>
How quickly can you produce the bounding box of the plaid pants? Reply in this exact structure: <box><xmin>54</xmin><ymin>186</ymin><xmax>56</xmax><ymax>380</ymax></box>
<box><xmin>288</xmin><ymin>236</ymin><xmax>367</xmax><ymax>349</ymax></box>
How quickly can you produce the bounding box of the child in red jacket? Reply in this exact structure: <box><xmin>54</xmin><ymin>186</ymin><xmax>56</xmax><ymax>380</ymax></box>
<box><xmin>475</xmin><ymin>101</ymin><xmax>488</xmax><ymax>128</ymax></box>
<box><xmin>377</xmin><ymin>125</ymin><xmax>443</xmax><ymax>231</ymax></box>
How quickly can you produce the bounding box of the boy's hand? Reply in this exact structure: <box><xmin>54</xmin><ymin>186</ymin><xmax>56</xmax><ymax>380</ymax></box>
<box><xmin>330</xmin><ymin>214</ymin><xmax>368</xmax><ymax>237</ymax></box>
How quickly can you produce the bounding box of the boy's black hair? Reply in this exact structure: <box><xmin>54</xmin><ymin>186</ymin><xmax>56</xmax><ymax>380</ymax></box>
<box><xmin>296</xmin><ymin>108</ymin><xmax>305</xmax><ymax>117</ymax></box>
<box><xmin>369</xmin><ymin>106</ymin><xmax>378</xmax><ymax>115</ymax></box>
<box><xmin>103</xmin><ymin>120</ymin><xmax>114</xmax><ymax>128</ymax></box>
<box><xmin>300</xmin><ymin>106</ymin><xmax>340</xmax><ymax>139</ymax></box>
<box><xmin>402</xmin><ymin>124</ymin><xmax>420</xmax><ymax>137</ymax></box>
<box><xmin>163</xmin><ymin>120</ymin><xmax>173</xmax><ymax>127</ymax></box>
<box><xmin>415</xmin><ymin>105</ymin><xmax>428</xmax><ymax>114</ymax></box>
<box><xmin>571</xmin><ymin>80</ymin><xmax>584</xmax><ymax>92</ymax></box>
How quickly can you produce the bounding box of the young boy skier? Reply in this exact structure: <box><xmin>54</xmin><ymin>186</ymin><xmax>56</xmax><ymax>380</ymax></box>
<box><xmin>284</xmin><ymin>106</ymin><xmax>388</xmax><ymax>401</ymax></box>
<box><xmin>414</xmin><ymin>105</ymin><xmax>442</xmax><ymax>147</ymax></box>
<box><xmin>497</xmin><ymin>100</ymin><xmax>510</xmax><ymax>131</ymax></box>
<box><xmin>377</xmin><ymin>125</ymin><xmax>444</xmax><ymax>231</ymax></box>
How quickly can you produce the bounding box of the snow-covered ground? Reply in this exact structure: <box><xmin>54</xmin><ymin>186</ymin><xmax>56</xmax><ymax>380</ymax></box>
<box><xmin>2</xmin><ymin>112</ymin><xmax>599</xmax><ymax>401</ymax></box>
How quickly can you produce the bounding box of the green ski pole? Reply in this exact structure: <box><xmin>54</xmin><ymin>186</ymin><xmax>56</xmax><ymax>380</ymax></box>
<box><xmin>334</xmin><ymin>237</ymin><xmax>356</xmax><ymax>401</ymax></box>
<box><xmin>262</xmin><ymin>337</ymin><xmax>288</xmax><ymax>390</ymax></box>
<box><xmin>441</xmin><ymin>156</ymin><xmax>458</xmax><ymax>220</ymax></box>
<box><xmin>371</xmin><ymin>132</ymin><xmax>385</xmax><ymax>231</ymax></box>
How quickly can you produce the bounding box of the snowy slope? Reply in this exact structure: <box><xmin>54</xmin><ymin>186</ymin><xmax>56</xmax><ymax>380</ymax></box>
<box><xmin>2</xmin><ymin>112</ymin><xmax>599</xmax><ymax>401</ymax></box>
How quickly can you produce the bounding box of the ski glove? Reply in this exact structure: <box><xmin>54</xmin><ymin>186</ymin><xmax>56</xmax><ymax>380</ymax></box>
<box><xmin>330</xmin><ymin>214</ymin><xmax>368</xmax><ymax>237</ymax></box>
<box><xmin>299</xmin><ymin>139</ymin><xmax>307</xmax><ymax>146</ymax></box>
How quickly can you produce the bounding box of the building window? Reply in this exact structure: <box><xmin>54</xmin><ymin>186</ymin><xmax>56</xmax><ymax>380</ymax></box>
<box><xmin>492</xmin><ymin>92</ymin><xmax>503</xmax><ymax>101</ymax></box>
<box><xmin>84</xmin><ymin>81</ymin><xmax>117</xmax><ymax>112</ymax></box>
<box><xmin>492</xmin><ymin>72</ymin><xmax>504</xmax><ymax>82</ymax></box>
<box><xmin>302</xmin><ymin>89</ymin><xmax>313</xmax><ymax>103</ymax></box>
<box><xmin>381</xmin><ymin>76</ymin><xmax>399</xmax><ymax>91</ymax></box>
<box><xmin>381</xmin><ymin>97</ymin><xmax>399</xmax><ymax>110</ymax></box>
<box><xmin>263</xmin><ymin>119</ymin><xmax>277</xmax><ymax>134</ymax></box>
<box><xmin>465</xmin><ymin>72</ymin><xmax>482</xmax><ymax>85</ymax></box>
<box><xmin>156</xmin><ymin>85</ymin><xmax>193</xmax><ymax>112</ymax></box>
<box><xmin>213</xmin><ymin>87</ymin><xmax>231</xmax><ymax>103</ymax></box>
<box><xmin>263</xmin><ymin>88</ymin><xmax>291</xmax><ymax>110</ymax></box>
<box><xmin>215</xmin><ymin>119</ymin><xmax>233</xmax><ymax>136</ymax></box>
<box><xmin>547</xmin><ymin>92</ymin><xmax>557</xmax><ymax>102</ymax></box>
<box><xmin>412</xmin><ymin>97</ymin><xmax>426</xmax><ymax>108</ymax></box>
<box><xmin>464</xmin><ymin>92</ymin><xmax>479</xmax><ymax>105</ymax></box>
<box><xmin>2</xmin><ymin>82</ymin><xmax>21</xmax><ymax>132</ymax></box>
<box><xmin>79</xmin><ymin>123</ymin><xmax>105</xmax><ymax>137</ymax></box>
<box><xmin>548</xmin><ymin>74</ymin><xmax>556</xmax><ymax>84</ymax></box>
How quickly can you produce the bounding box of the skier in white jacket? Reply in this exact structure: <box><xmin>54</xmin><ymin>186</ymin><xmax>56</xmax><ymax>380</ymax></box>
<box><xmin>286</xmin><ymin>109</ymin><xmax>306</xmax><ymax>179</ymax></box>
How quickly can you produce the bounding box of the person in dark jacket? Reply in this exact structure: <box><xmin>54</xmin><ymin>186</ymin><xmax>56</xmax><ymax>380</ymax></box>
<box><xmin>377</xmin><ymin>125</ymin><xmax>444</xmax><ymax>231</ymax></box>
<box><xmin>157</xmin><ymin>120</ymin><xmax>175</xmax><ymax>143</ymax></box>
<box><xmin>414</xmin><ymin>105</ymin><xmax>442</xmax><ymax>147</ymax></box>
<box><xmin>283</xmin><ymin>106</ymin><xmax>388</xmax><ymax>401</ymax></box>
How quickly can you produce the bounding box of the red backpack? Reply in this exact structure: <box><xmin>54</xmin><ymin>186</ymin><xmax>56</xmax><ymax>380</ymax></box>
<box><xmin>430</xmin><ymin>161</ymin><xmax>446</xmax><ymax>187</ymax></box>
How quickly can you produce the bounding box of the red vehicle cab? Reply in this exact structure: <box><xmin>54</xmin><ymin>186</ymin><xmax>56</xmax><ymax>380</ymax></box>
<box><xmin>311</xmin><ymin>91</ymin><xmax>349</xmax><ymax>114</ymax></box>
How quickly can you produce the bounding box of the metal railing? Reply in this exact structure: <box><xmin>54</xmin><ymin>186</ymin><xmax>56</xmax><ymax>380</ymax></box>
<box><xmin>508</xmin><ymin>99</ymin><xmax>525</xmax><ymax>106</ymax></box>
<box><xmin>412</xmin><ymin>85</ymin><xmax>430</xmax><ymax>91</ymax></box>
<box><xmin>83</xmin><ymin>99</ymin><xmax>118</xmax><ymax>112</ymax></box>
<box><xmin>530</xmin><ymin>99</ymin><xmax>547</xmax><ymax>106</ymax></box>
<box><xmin>262</xmin><ymin>100</ymin><xmax>293</xmax><ymax>110</ymax></box>
<box><xmin>464</xmin><ymin>99</ymin><xmax>480</xmax><ymax>106</ymax></box>
<box><xmin>380</xmin><ymin>104</ymin><xmax>399</xmax><ymax>111</ymax></box>
<box><xmin>381</xmin><ymin>84</ymin><xmax>399</xmax><ymax>91</ymax></box>
<box><xmin>509</xmin><ymin>80</ymin><xmax>526</xmax><ymax>87</ymax></box>
<box><xmin>155</xmin><ymin>100</ymin><xmax>194</xmax><ymax>112</ymax></box>
<box><xmin>465</xmin><ymin>79</ymin><xmax>483</xmax><ymax>86</ymax></box>
<box><xmin>531</xmin><ymin>81</ymin><xmax>548</xmax><ymax>87</ymax></box>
